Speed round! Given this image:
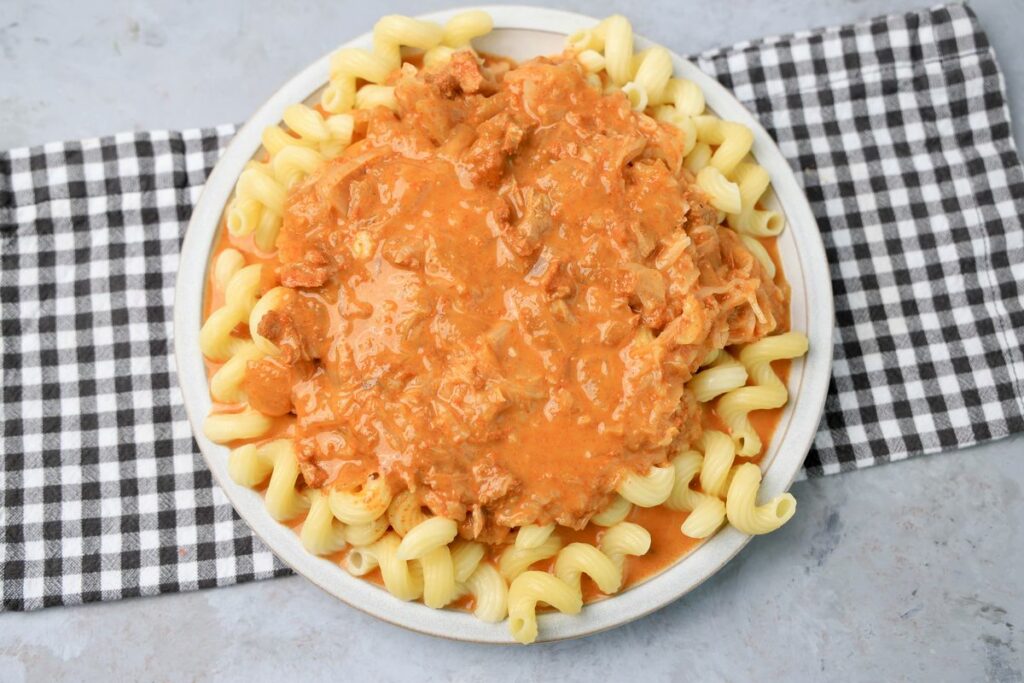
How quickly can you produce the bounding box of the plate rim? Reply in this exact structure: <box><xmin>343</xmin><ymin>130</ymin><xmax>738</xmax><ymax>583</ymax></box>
<box><xmin>173</xmin><ymin>5</ymin><xmax>835</xmax><ymax>644</ymax></box>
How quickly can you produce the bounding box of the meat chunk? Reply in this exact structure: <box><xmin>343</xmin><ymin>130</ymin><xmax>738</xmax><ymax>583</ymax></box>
<box><xmin>624</xmin><ymin>263</ymin><xmax>668</xmax><ymax>327</ymax></box>
<box><xmin>279</xmin><ymin>250</ymin><xmax>332</xmax><ymax>289</ymax></box>
<box><xmin>426</xmin><ymin>50</ymin><xmax>495</xmax><ymax>97</ymax></box>
<box><xmin>449</xmin><ymin>50</ymin><xmax>486</xmax><ymax>94</ymax></box>
<box><xmin>473</xmin><ymin>459</ymin><xmax>518</xmax><ymax>505</ymax></box>
<box><xmin>242</xmin><ymin>356</ymin><xmax>294</xmax><ymax>416</ymax></box>
<box><xmin>503</xmin><ymin>122</ymin><xmax>527</xmax><ymax>154</ymax></box>
<box><xmin>394</xmin><ymin>68</ymin><xmax>455</xmax><ymax>144</ymax></box>
<box><xmin>461</xmin><ymin>112</ymin><xmax>525</xmax><ymax>186</ymax></box>
<box><xmin>256</xmin><ymin>295</ymin><xmax>328</xmax><ymax>363</ymax></box>
<box><xmin>381</xmin><ymin>233</ymin><xmax>426</xmax><ymax>269</ymax></box>
<box><xmin>294</xmin><ymin>430</ymin><xmax>367</xmax><ymax>489</ymax></box>
<box><xmin>501</xmin><ymin>188</ymin><xmax>551</xmax><ymax>256</ymax></box>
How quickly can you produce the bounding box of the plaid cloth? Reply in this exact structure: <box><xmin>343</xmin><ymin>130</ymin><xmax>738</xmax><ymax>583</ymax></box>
<box><xmin>2</xmin><ymin>3</ymin><xmax>1023</xmax><ymax>611</ymax></box>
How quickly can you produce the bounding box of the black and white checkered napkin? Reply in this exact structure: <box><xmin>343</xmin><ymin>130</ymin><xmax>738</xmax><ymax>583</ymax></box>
<box><xmin>2</xmin><ymin>3</ymin><xmax>1022</xmax><ymax>611</ymax></box>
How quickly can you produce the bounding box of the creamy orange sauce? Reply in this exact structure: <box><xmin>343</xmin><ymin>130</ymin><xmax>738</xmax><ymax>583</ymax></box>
<box><xmin>204</xmin><ymin>50</ymin><xmax>792</xmax><ymax>602</ymax></box>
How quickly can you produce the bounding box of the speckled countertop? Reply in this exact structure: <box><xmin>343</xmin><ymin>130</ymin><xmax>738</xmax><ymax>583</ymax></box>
<box><xmin>1</xmin><ymin>1</ymin><xmax>1022</xmax><ymax>681</ymax></box>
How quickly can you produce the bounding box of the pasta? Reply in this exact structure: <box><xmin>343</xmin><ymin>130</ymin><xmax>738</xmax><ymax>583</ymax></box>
<box><xmin>208</xmin><ymin>341</ymin><xmax>262</xmax><ymax>404</ymax></box>
<box><xmin>717</xmin><ymin>332</ymin><xmax>810</xmax><ymax>456</ymax></box>
<box><xmin>423</xmin><ymin>45</ymin><xmax>455</xmax><ymax>70</ymax></box>
<box><xmin>419</xmin><ymin>545</ymin><xmax>458</xmax><ymax>608</ymax></box>
<box><xmin>684</xmin><ymin>141</ymin><xmax>713</xmax><ymax>175</ymax></box>
<box><xmin>554</xmin><ymin>543</ymin><xmax>622</xmax><ymax>594</ymax></box>
<box><xmin>301</xmin><ymin>490</ymin><xmax>347</xmax><ymax>555</ymax></box>
<box><xmin>515</xmin><ymin>524</ymin><xmax>556</xmax><ymax>550</ymax></box>
<box><xmin>237</xmin><ymin>166</ymin><xmax>286</xmax><ymax>216</ymax></box>
<box><xmin>696</xmin><ymin>166</ymin><xmax>742</xmax><ymax>214</ymax></box>
<box><xmin>728</xmin><ymin>162</ymin><xmax>785</xmax><ymax>236</ymax></box>
<box><xmin>726</xmin><ymin>463</ymin><xmax>797</xmax><ymax>535</ymax></box>
<box><xmin>367</xmin><ymin>533</ymin><xmax>424</xmax><ymax>601</ymax></box>
<box><xmin>621</xmin><ymin>81</ymin><xmax>649</xmax><ymax>112</ymax></box>
<box><xmin>253</xmin><ymin>203</ymin><xmax>282</xmax><ymax>251</ymax></box>
<box><xmin>464</xmin><ymin>562</ymin><xmax>509</xmax><ymax>622</ymax></box>
<box><xmin>213</xmin><ymin>248</ymin><xmax>244</xmax><ymax>289</ymax></box>
<box><xmin>203</xmin><ymin>406</ymin><xmax>272</xmax><ymax>444</ymax></box>
<box><xmin>387</xmin><ymin>490</ymin><xmax>429</xmax><ymax>537</ymax></box>
<box><xmin>395</xmin><ymin>517</ymin><xmax>459</xmax><ymax>560</ymax></box>
<box><xmin>225</xmin><ymin>197</ymin><xmax>261</xmax><ymax>237</ymax></box>
<box><xmin>576</xmin><ymin>49</ymin><xmax>605</xmax><ymax>74</ymax></box>
<box><xmin>598</xmin><ymin>522</ymin><xmax>652</xmax><ymax>573</ymax></box>
<box><xmin>199</xmin><ymin>264</ymin><xmax>260</xmax><ymax>361</ymax></box>
<box><xmin>632</xmin><ymin>46</ymin><xmax>673</xmax><ymax>103</ymax></box>
<box><xmin>330</xmin><ymin>48</ymin><xmax>393</xmax><ymax>85</ymax></box>
<box><xmin>694</xmin><ymin>115</ymin><xmax>754</xmax><ymax>175</ymax></box>
<box><xmin>442</xmin><ymin>10</ymin><xmax>492</xmax><ymax>47</ymax></box>
<box><xmin>227</xmin><ymin>439</ymin><xmax>308</xmax><ymax>521</ymax></box>
<box><xmin>688</xmin><ymin>351</ymin><xmax>749</xmax><ymax>403</ymax></box>
<box><xmin>508</xmin><ymin>572</ymin><xmax>582</xmax><ymax>644</ymax></box>
<box><xmin>328</xmin><ymin>475</ymin><xmax>392</xmax><ymax>525</ymax></box>
<box><xmin>201</xmin><ymin>10</ymin><xmax>810</xmax><ymax>644</ymax></box>
<box><xmin>499</xmin><ymin>534</ymin><xmax>563</xmax><ymax>582</ymax></box>
<box><xmin>355</xmin><ymin>85</ymin><xmax>398</xmax><ymax>112</ymax></box>
<box><xmin>666</xmin><ymin>451</ymin><xmax>726</xmax><ymax>539</ymax></box>
<box><xmin>653</xmin><ymin>105</ymin><xmax>697</xmax><ymax>156</ymax></box>
<box><xmin>600</xmin><ymin>15</ymin><xmax>634</xmax><ymax>85</ymax></box>
<box><xmin>617</xmin><ymin>464</ymin><xmax>675</xmax><ymax>507</ymax></box>
<box><xmin>664</xmin><ymin>78</ymin><xmax>705</xmax><ymax>116</ymax></box>
<box><xmin>343</xmin><ymin>547</ymin><xmax>378</xmax><ymax>577</ymax></box>
<box><xmin>343</xmin><ymin>515</ymin><xmax>390</xmax><ymax>547</ymax></box>
<box><xmin>591</xmin><ymin>495</ymin><xmax>633</xmax><ymax>526</ymax></box>
<box><xmin>698</xmin><ymin>430</ymin><xmax>737</xmax><ymax>499</ymax></box>
<box><xmin>261</xmin><ymin>126</ymin><xmax>307</xmax><ymax>156</ymax></box>
<box><xmin>271</xmin><ymin>145</ymin><xmax>324</xmax><ymax>188</ymax></box>
<box><xmin>450</xmin><ymin>540</ymin><xmax>486</xmax><ymax>583</ymax></box>
<box><xmin>374</xmin><ymin>15</ymin><xmax>445</xmax><ymax>51</ymax></box>
<box><xmin>681</xmin><ymin>496</ymin><xmax>727</xmax><ymax>539</ymax></box>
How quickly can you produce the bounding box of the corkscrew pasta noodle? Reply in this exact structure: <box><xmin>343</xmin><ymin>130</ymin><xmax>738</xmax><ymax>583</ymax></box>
<box><xmin>203</xmin><ymin>406</ymin><xmax>272</xmax><ymax>444</ymax></box>
<box><xmin>395</xmin><ymin>517</ymin><xmax>459</xmax><ymax>561</ymax></box>
<box><xmin>515</xmin><ymin>524</ymin><xmax>556</xmax><ymax>550</ymax></box>
<box><xmin>344</xmin><ymin>515</ymin><xmax>390</xmax><ymax>547</ymax></box>
<box><xmin>499</xmin><ymin>534</ymin><xmax>563</xmax><ymax>582</ymax></box>
<box><xmin>200</xmin><ymin>10</ymin><xmax>810</xmax><ymax>645</ymax></box>
<box><xmin>328</xmin><ymin>476</ymin><xmax>392</xmax><ymax>525</ymax></box>
<box><xmin>419</xmin><ymin>545</ymin><xmax>459</xmax><ymax>608</ymax></box>
<box><xmin>718</xmin><ymin>332</ymin><xmax>810</xmax><ymax>456</ymax></box>
<box><xmin>508</xmin><ymin>572</ymin><xmax>583</xmax><ymax>644</ymax></box>
<box><xmin>450</xmin><ymin>540</ymin><xmax>486</xmax><ymax>583</ymax></box>
<box><xmin>726</xmin><ymin>463</ymin><xmax>798</xmax><ymax>535</ymax></box>
<box><xmin>698</xmin><ymin>430</ymin><xmax>737</xmax><ymax>499</ymax></box>
<box><xmin>554</xmin><ymin>543</ymin><xmax>622</xmax><ymax>595</ymax></box>
<box><xmin>387</xmin><ymin>491</ymin><xmax>430</xmax><ymax>537</ymax></box>
<box><xmin>666</xmin><ymin>450</ymin><xmax>727</xmax><ymax>539</ymax></box>
<box><xmin>591</xmin><ymin>495</ymin><xmax>633</xmax><ymax>527</ymax></box>
<box><xmin>301</xmin><ymin>490</ymin><xmax>348</xmax><ymax>556</ymax></box>
<box><xmin>370</xmin><ymin>533</ymin><xmax>424</xmax><ymax>601</ymax></box>
<box><xmin>442</xmin><ymin>10</ymin><xmax>493</xmax><ymax>47</ymax></box>
<box><xmin>209</xmin><ymin>341</ymin><xmax>262</xmax><ymax>404</ymax></box>
<box><xmin>464</xmin><ymin>562</ymin><xmax>509</xmax><ymax>623</ymax></box>
<box><xmin>617</xmin><ymin>464</ymin><xmax>675</xmax><ymax>507</ymax></box>
<box><xmin>688</xmin><ymin>351</ymin><xmax>749</xmax><ymax>403</ymax></box>
<box><xmin>598</xmin><ymin>522</ymin><xmax>652</xmax><ymax>573</ymax></box>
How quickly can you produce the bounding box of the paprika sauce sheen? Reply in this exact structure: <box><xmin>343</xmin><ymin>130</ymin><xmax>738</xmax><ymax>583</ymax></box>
<box><xmin>209</xmin><ymin>51</ymin><xmax>789</xmax><ymax>551</ymax></box>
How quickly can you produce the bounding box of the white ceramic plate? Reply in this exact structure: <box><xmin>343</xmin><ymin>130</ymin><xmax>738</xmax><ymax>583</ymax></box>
<box><xmin>174</xmin><ymin>6</ymin><xmax>834</xmax><ymax>643</ymax></box>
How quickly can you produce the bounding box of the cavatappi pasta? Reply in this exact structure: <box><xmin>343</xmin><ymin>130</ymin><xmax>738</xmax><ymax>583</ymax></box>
<box><xmin>200</xmin><ymin>12</ymin><xmax>809</xmax><ymax>644</ymax></box>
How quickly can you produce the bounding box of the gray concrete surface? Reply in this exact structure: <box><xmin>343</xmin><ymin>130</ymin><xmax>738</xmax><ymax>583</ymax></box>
<box><xmin>2</xmin><ymin>1</ymin><xmax>1023</xmax><ymax>681</ymax></box>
